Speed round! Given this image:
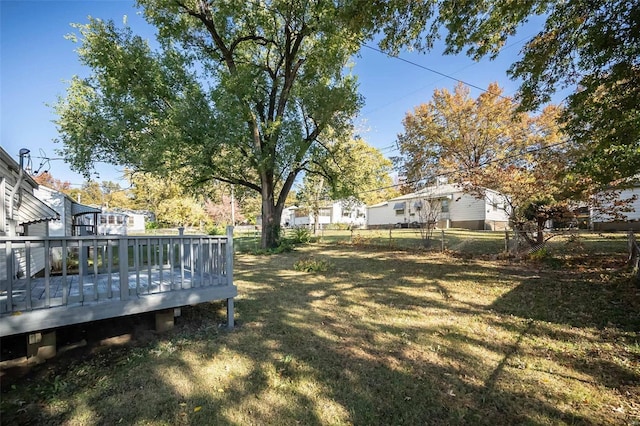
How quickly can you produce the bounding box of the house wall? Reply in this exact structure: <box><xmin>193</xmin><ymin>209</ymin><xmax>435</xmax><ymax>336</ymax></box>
<box><xmin>448</xmin><ymin>193</ymin><xmax>486</xmax><ymax>223</ymax></box>
<box><xmin>97</xmin><ymin>213</ymin><xmax>128</xmax><ymax>235</ymax></box>
<box><xmin>591</xmin><ymin>188</ymin><xmax>640</xmax><ymax>231</ymax></box>
<box><xmin>127</xmin><ymin>213</ymin><xmax>146</xmax><ymax>234</ymax></box>
<box><xmin>34</xmin><ymin>187</ymin><xmax>70</xmax><ymax>237</ymax></box>
<box><xmin>1</xmin><ymin>153</ymin><xmax>51</xmax><ymax>279</ymax></box>
<box><xmin>330</xmin><ymin>202</ymin><xmax>367</xmax><ymax>228</ymax></box>
<box><xmin>366</xmin><ymin>204</ymin><xmax>394</xmax><ymax>227</ymax></box>
<box><xmin>366</xmin><ymin>188</ymin><xmax>511</xmax><ymax>230</ymax></box>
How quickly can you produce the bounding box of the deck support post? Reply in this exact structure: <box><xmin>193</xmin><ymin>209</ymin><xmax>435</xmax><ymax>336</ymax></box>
<box><xmin>155</xmin><ymin>309</ymin><xmax>175</xmax><ymax>332</ymax></box>
<box><xmin>226</xmin><ymin>297</ymin><xmax>234</xmax><ymax>329</ymax></box>
<box><xmin>26</xmin><ymin>331</ymin><xmax>56</xmax><ymax>363</ymax></box>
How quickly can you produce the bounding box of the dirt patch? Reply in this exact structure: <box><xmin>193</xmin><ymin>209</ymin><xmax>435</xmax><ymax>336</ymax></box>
<box><xmin>0</xmin><ymin>312</ymin><xmax>158</xmax><ymax>391</ymax></box>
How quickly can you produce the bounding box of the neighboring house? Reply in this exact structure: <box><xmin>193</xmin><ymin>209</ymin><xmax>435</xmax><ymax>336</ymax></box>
<box><xmin>34</xmin><ymin>185</ymin><xmax>102</xmax><ymax>236</ymax></box>
<box><xmin>590</xmin><ymin>186</ymin><xmax>640</xmax><ymax>231</ymax></box>
<box><xmin>88</xmin><ymin>209</ymin><xmax>147</xmax><ymax>236</ymax></box>
<box><xmin>367</xmin><ymin>183</ymin><xmax>510</xmax><ymax>231</ymax></box>
<box><xmin>1</xmin><ymin>147</ymin><xmax>59</xmax><ymax>279</ymax></box>
<box><xmin>284</xmin><ymin>201</ymin><xmax>367</xmax><ymax>229</ymax></box>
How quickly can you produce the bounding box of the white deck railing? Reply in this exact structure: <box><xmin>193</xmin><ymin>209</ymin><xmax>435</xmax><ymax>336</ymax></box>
<box><xmin>0</xmin><ymin>228</ymin><xmax>235</xmax><ymax>333</ymax></box>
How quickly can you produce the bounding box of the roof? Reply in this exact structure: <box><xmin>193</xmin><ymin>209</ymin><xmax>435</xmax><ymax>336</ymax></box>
<box><xmin>389</xmin><ymin>184</ymin><xmax>461</xmax><ymax>202</ymax></box>
<box><xmin>17</xmin><ymin>190</ymin><xmax>59</xmax><ymax>225</ymax></box>
<box><xmin>71</xmin><ymin>202</ymin><xmax>101</xmax><ymax>216</ymax></box>
<box><xmin>34</xmin><ymin>185</ymin><xmax>103</xmax><ymax>217</ymax></box>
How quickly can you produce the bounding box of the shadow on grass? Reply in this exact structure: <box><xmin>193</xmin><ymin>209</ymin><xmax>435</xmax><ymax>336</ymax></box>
<box><xmin>2</xmin><ymin>244</ymin><xmax>638</xmax><ymax>425</ymax></box>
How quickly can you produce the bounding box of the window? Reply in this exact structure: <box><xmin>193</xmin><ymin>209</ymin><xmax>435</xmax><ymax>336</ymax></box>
<box><xmin>441</xmin><ymin>199</ymin><xmax>449</xmax><ymax>213</ymax></box>
<box><xmin>393</xmin><ymin>202</ymin><xmax>406</xmax><ymax>215</ymax></box>
<box><xmin>100</xmin><ymin>215</ymin><xmax>107</xmax><ymax>224</ymax></box>
<box><xmin>128</xmin><ymin>216</ymin><xmax>134</xmax><ymax>226</ymax></box>
<box><xmin>116</xmin><ymin>216</ymin><xmax>124</xmax><ymax>225</ymax></box>
<box><xmin>108</xmin><ymin>215</ymin><xmax>115</xmax><ymax>224</ymax></box>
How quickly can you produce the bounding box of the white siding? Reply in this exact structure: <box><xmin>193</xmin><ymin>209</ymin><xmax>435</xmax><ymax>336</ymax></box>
<box><xmin>127</xmin><ymin>213</ymin><xmax>146</xmax><ymax>233</ymax></box>
<box><xmin>483</xmin><ymin>191</ymin><xmax>511</xmax><ymax>222</ymax></box>
<box><xmin>367</xmin><ymin>204</ymin><xmax>396</xmax><ymax>226</ymax></box>
<box><xmin>592</xmin><ymin>187</ymin><xmax>640</xmax><ymax>222</ymax></box>
<box><xmin>448</xmin><ymin>193</ymin><xmax>486</xmax><ymax>222</ymax></box>
<box><xmin>34</xmin><ymin>187</ymin><xmax>67</xmax><ymax>236</ymax></box>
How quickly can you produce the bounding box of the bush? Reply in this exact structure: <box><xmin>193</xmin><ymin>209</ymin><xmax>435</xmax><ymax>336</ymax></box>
<box><xmin>145</xmin><ymin>221</ymin><xmax>159</xmax><ymax>230</ymax></box>
<box><xmin>291</xmin><ymin>227</ymin><xmax>312</xmax><ymax>244</ymax></box>
<box><xmin>293</xmin><ymin>257</ymin><xmax>331</xmax><ymax>273</ymax></box>
<box><xmin>207</xmin><ymin>224</ymin><xmax>226</xmax><ymax>236</ymax></box>
<box><xmin>528</xmin><ymin>247</ymin><xmax>550</xmax><ymax>262</ymax></box>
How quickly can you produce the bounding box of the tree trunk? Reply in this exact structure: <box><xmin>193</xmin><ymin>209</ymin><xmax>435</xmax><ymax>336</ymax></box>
<box><xmin>261</xmin><ymin>187</ymin><xmax>282</xmax><ymax>249</ymax></box>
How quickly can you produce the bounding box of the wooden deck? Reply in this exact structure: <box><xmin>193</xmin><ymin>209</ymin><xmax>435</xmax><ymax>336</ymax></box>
<box><xmin>0</xmin><ymin>230</ymin><xmax>237</xmax><ymax>337</ymax></box>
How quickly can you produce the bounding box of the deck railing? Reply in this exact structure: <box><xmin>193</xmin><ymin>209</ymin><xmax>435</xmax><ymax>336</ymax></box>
<box><xmin>0</xmin><ymin>229</ymin><xmax>234</xmax><ymax>317</ymax></box>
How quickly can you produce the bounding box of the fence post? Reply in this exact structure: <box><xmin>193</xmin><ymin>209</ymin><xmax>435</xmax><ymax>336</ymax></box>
<box><xmin>505</xmin><ymin>230</ymin><xmax>510</xmax><ymax>253</ymax></box>
<box><xmin>628</xmin><ymin>231</ymin><xmax>640</xmax><ymax>284</ymax></box>
<box><xmin>441</xmin><ymin>229</ymin><xmax>445</xmax><ymax>252</ymax></box>
<box><xmin>226</xmin><ymin>226</ymin><xmax>235</xmax><ymax>329</ymax></box>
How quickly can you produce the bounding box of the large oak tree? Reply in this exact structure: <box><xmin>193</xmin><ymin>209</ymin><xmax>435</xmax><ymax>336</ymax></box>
<box><xmin>56</xmin><ymin>0</ymin><xmax>364</xmax><ymax>248</ymax></box>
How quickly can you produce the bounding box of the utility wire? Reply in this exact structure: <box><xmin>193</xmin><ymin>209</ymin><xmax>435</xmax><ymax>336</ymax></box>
<box><xmin>362</xmin><ymin>45</ymin><xmax>510</xmax><ymax>100</ymax></box>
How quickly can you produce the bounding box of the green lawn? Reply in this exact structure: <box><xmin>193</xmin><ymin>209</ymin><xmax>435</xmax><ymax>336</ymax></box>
<box><xmin>1</xmin><ymin>235</ymin><xmax>638</xmax><ymax>425</ymax></box>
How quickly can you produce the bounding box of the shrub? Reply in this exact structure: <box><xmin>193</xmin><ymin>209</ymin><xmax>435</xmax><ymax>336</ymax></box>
<box><xmin>291</xmin><ymin>227</ymin><xmax>312</xmax><ymax>244</ymax></box>
<box><xmin>207</xmin><ymin>224</ymin><xmax>226</xmax><ymax>236</ymax></box>
<box><xmin>528</xmin><ymin>247</ymin><xmax>550</xmax><ymax>262</ymax></box>
<box><xmin>293</xmin><ymin>257</ymin><xmax>331</xmax><ymax>273</ymax></box>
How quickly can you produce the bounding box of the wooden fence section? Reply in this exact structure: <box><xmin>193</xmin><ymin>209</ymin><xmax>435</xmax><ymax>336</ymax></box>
<box><xmin>0</xmin><ymin>228</ymin><xmax>237</xmax><ymax>337</ymax></box>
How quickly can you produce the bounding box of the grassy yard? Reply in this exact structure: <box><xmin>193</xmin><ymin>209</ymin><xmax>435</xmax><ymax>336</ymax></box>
<box><xmin>1</xmin><ymin>234</ymin><xmax>639</xmax><ymax>425</ymax></box>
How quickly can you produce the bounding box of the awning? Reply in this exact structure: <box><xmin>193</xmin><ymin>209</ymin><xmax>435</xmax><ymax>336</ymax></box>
<box><xmin>17</xmin><ymin>190</ymin><xmax>59</xmax><ymax>225</ymax></box>
<box><xmin>71</xmin><ymin>202</ymin><xmax>102</xmax><ymax>216</ymax></box>
<box><xmin>393</xmin><ymin>202</ymin><xmax>406</xmax><ymax>210</ymax></box>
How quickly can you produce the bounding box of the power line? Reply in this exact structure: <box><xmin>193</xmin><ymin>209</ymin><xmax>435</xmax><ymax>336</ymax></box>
<box><xmin>362</xmin><ymin>45</ymin><xmax>510</xmax><ymax>100</ymax></box>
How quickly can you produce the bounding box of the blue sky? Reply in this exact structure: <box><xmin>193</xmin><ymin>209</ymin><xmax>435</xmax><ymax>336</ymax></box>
<box><xmin>1</xmin><ymin>1</ymin><xmax>556</xmax><ymax>187</ymax></box>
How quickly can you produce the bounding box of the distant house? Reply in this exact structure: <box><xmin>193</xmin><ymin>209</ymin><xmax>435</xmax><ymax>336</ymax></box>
<box><xmin>284</xmin><ymin>201</ymin><xmax>367</xmax><ymax>229</ymax></box>
<box><xmin>367</xmin><ymin>183</ymin><xmax>510</xmax><ymax>230</ymax></box>
<box><xmin>591</xmin><ymin>186</ymin><xmax>640</xmax><ymax>231</ymax></box>
<box><xmin>91</xmin><ymin>209</ymin><xmax>147</xmax><ymax>235</ymax></box>
<box><xmin>34</xmin><ymin>185</ymin><xmax>102</xmax><ymax>236</ymax></box>
<box><xmin>1</xmin><ymin>147</ymin><xmax>59</xmax><ymax>279</ymax></box>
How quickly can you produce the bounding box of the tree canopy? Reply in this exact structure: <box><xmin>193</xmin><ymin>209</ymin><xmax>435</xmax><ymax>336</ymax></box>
<box><xmin>395</xmin><ymin>83</ymin><xmax>574</xmax><ymax>245</ymax></box>
<box><xmin>56</xmin><ymin>0</ymin><xmax>365</xmax><ymax>248</ymax></box>
<box><xmin>374</xmin><ymin>0</ymin><xmax>640</xmax><ymax>185</ymax></box>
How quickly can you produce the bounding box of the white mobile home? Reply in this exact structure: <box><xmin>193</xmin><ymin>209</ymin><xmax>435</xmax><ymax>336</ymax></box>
<box><xmin>367</xmin><ymin>183</ymin><xmax>510</xmax><ymax>230</ymax></box>
<box><xmin>285</xmin><ymin>201</ymin><xmax>366</xmax><ymax>229</ymax></box>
